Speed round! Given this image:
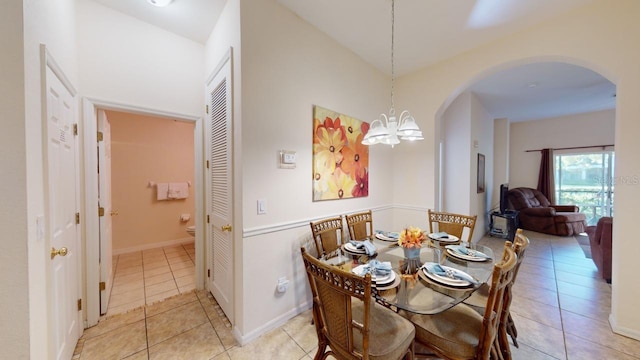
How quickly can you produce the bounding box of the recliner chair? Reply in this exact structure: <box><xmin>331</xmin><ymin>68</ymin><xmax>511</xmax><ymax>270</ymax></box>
<box><xmin>507</xmin><ymin>187</ymin><xmax>587</xmax><ymax>236</ymax></box>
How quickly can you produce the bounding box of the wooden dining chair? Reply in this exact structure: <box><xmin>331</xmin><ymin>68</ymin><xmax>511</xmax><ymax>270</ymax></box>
<box><xmin>345</xmin><ymin>210</ymin><xmax>374</xmax><ymax>241</ymax></box>
<box><xmin>310</xmin><ymin>216</ymin><xmax>345</xmax><ymax>258</ymax></box>
<box><xmin>463</xmin><ymin>228</ymin><xmax>530</xmax><ymax>359</ymax></box>
<box><xmin>402</xmin><ymin>241</ymin><xmax>517</xmax><ymax>360</ymax></box>
<box><xmin>301</xmin><ymin>247</ymin><xmax>415</xmax><ymax>360</ymax></box>
<box><xmin>427</xmin><ymin>210</ymin><xmax>477</xmax><ymax>244</ymax></box>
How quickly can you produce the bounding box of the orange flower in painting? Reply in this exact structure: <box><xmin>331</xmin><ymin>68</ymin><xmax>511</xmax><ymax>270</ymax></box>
<box><xmin>340</xmin><ymin>133</ymin><xmax>369</xmax><ymax>178</ymax></box>
<box><xmin>398</xmin><ymin>226</ymin><xmax>426</xmax><ymax>249</ymax></box>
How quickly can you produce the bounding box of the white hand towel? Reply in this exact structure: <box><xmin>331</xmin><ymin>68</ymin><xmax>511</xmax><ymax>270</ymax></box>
<box><xmin>168</xmin><ymin>182</ymin><xmax>189</xmax><ymax>199</ymax></box>
<box><xmin>156</xmin><ymin>183</ymin><xmax>169</xmax><ymax>200</ymax></box>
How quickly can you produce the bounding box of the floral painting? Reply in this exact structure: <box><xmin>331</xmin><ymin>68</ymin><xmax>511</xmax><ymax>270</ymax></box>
<box><xmin>313</xmin><ymin>105</ymin><xmax>369</xmax><ymax>201</ymax></box>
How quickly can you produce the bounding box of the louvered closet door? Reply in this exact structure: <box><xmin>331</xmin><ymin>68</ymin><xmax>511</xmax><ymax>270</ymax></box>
<box><xmin>206</xmin><ymin>55</ymin><xmax>233</xmax><ymax>322</ymax></box>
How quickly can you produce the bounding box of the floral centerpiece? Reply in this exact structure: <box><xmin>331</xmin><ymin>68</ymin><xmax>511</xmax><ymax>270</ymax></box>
<box><xmin>398</xmin><ymin>226</ymin><xmax>426</xmax><ymax>249</ymax></box>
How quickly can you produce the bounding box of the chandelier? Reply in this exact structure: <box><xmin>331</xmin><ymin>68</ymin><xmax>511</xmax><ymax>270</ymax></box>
<box><xmin>362</xmin><ymin>0</ymin><xmax>423</xmax><ymax>147</ymax></box>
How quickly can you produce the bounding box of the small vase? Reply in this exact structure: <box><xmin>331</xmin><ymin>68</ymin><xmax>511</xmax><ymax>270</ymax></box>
<box><xmin>401</xmin><ymin>247</ymin><xmax>422</xmax><ymax>275</ymax></box>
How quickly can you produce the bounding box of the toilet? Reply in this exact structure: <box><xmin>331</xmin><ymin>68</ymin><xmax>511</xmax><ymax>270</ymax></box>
<box><xmin>186</xmin><ymin>225</ymin><xmax>196</xmax><ymax>237</ymax></box>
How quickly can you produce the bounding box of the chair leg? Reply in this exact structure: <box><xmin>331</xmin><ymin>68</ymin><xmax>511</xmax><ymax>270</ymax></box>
<box><xmin>506</xmin><ymin>313</ymin><xmax>518</xmax><ymax>348</ymax></box>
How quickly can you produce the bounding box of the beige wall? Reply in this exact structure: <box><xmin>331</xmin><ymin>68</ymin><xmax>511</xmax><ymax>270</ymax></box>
<box><xmin>1</xmin><ymin>2</ymin><xmax>28</xmax><ymax>358</ymax></box>
<box><xmin>510</xmin><ymin>109</ymin><xmax>615</xmax><ymax>189</ymax></box>
<box><xmin>397</xmin><ymin>0</ymin><xmax>638</xmax><ymax>337</ymax></box>
<box><xmin>107</xmin><ymin>111</ymin><xmax>195</xmax><ymax>253</ymax></box>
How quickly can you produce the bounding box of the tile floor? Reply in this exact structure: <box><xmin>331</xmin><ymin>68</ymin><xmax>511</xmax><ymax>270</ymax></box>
<box><xmin>74</xmin><ymin>231</ymin><xmax>640</xmax><ymax>359</ymax></box>
<box><xmin>106</xmin><ymin>242</ymin><xmax>196</xmax><ymax>316</ymax></box>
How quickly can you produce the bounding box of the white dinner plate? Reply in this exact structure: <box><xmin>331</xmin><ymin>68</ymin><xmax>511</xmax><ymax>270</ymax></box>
<box><xmin>343</xmin><ymin>242</ymin><xmax>366</xmax><ymax>253</ymax></box>
<box><xmin>375</xmin><ymin>232</ymin><xmax>399</xmax><ymax>242</ymax></box>
<box><xmin>427</xmin><ymin>233</ymin><xmax>460</xmax><ymax>243</ymax></box>
<box><xmin>421</xmin><ymin>264</ymin><xmax>473</xmax><ymax>287</ymax></box>
<box><xmin>445</xmin><ymin>245</ymin><xmax>491</xmax><ymax>262</ymax></box>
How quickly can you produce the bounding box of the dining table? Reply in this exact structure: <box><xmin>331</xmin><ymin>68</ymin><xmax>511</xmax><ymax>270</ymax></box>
<box><xmin>321</xmin><ymin>232</ymin><xmax>496</xmax><ymax>315</ymax></box>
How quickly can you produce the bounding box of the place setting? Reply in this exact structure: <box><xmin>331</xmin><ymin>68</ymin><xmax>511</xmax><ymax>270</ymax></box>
<box><xmin>374</xmin><ymin>230</ymin><xmax>400</xmax><ymax>242</ymax></box>
<box><xmin>427</xmin><ymin>231</ymin><xmax>460</xmax><ymax>243</ymax></box>
<box><xmin>418</xmin><ymin>261</ymin><xmax>479</xmax><ymax>288</ymax></box>
<box><xmin>444</xmin><ymin>244</ymin><xmax>492</xmax><ymax>262</ymax></box>
<box><xmin>342</xmin><ymin>239</ymin><xmax>378</xmax><ymax>256</ymax></box>
<box><xmin>351</xmin><ymin>260</ymin><xmax>400</xmax><ymax>290</ymax></box>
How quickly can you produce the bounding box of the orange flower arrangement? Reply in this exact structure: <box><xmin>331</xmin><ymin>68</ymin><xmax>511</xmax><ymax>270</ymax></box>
<box><xmin>398</xmin><ymin>226</ymin><xmax>426</xmax><ymax>249</ymax></box>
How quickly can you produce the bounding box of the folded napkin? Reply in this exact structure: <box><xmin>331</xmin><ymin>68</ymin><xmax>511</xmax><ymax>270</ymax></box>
<box><xmin>349</xmin><ymin>240</ymin><xmax>377</xmax><ymax>256</ymax></box>
<box><xmin>432</xmin><ymin>231</ymin><xmax>449</xmax><ymax>239</ymax></box>
<box><xmin>375</xmin><ymin>230</ymin><xmax>399</xmax><ymax>239</ymax></box>
<box><xmin>455</xmin><ymin>246</ymin><xmax>489</xmax><ymax>259</ymax></box>
<box><xmin>353</xmin><ymin>260</ymin><xmax>392</xmax><ymax>277</ymax></box>
<box><xmin>422</xmin><ymin>263</ymin><xmax>477</xmax><ymax>284</ymax></box>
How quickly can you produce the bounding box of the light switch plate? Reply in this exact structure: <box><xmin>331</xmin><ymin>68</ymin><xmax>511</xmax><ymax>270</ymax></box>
<box><xmin>278</xmin><ymin>150</ymin><xmax>296</xmax><ymax>169</ymax></box>
<box><xmin>257</xmin><ymin>199</ymin><xmax>267</xmax><ymax>215</ymax></box>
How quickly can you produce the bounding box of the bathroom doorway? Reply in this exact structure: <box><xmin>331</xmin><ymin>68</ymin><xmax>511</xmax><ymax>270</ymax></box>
<box><xmin>83</xmin><ymin>99</ymin><xmax>204</xmax><ymax>326</ymax></box>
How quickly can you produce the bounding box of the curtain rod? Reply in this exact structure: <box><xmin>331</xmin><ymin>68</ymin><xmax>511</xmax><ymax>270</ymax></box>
<box><xmin>525</xmin><ymin>144</ymin><xmax>614</xmax><ymax>152</ymax></box>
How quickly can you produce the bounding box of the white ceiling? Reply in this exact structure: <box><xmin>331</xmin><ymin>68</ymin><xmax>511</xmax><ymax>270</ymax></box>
<box><xmin>90</xmin><ymin>0</ymin><xmax>615</xmax><ymax>122</ymax></box>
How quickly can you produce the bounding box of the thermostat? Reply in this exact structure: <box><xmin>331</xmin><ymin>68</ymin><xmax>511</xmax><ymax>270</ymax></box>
<box><xmin>279</xmin><ymin>150</ymin><xmax>296</xmax><ymax>169</ymax></box>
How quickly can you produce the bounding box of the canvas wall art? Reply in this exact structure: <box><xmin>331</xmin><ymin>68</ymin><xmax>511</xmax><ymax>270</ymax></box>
<box><xmin>313</xmin><ymin>105</ymin><xmax>369</xmax><ymax>201</ymax></box>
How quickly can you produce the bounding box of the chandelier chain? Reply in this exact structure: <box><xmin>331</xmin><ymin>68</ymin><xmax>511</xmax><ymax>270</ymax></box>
<box><xmin>390</xmin><ymin>0</ymin><xmax>395</xmax><ymax>115</ymax></box>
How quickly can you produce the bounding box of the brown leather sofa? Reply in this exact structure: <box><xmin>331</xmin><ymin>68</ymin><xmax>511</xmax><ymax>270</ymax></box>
<box><xmin>585</xmin><ymin>217</ymin><xmax>612</xmax><ymax>283</ymax></box>
<box><xmin>506</xmin><ymin>187</ymin><xmax>587</xmax><ymax>236</ymax></box>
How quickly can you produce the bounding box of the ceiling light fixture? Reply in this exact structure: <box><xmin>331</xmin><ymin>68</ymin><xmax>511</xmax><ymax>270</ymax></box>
<box><xmin>147</xmin><ymin>0</ymin><xmax>173</xmax><ymax>7</ymax></box>
<box><xmin>362</xmin><ymin>0</ymin><xmax>423</xmax><ymax>147</ymax></box>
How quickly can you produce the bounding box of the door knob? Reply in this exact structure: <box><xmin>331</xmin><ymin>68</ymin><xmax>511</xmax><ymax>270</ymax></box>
<box><xmin>51</xmin><ymin>247</ymin><xmax>68</xmax><ymax>259</ymax></box>
<box><xmin>221</xmin><ymin>224</ymin><xmax>232</xmax><ymax>232</ymax></box>
<box><xmin>110</xmin><ymin>210</ymin><xmax>119</xmax><ymax>216</ymax></box>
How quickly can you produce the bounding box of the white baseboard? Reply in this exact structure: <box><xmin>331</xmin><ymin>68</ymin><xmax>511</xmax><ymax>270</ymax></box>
<box><xmin>609</xmin><ymin>313</ymin><xmax>640</xmax><ymax>340</ymax></box>
<box><xmin>113</xmin><ymin>237</ymin><xmax>195</xmax><ymax>255</ymax></box>
<box><xmin>233</xmin><ymin>301</ymin><xmax>312</xmax><ymax>346</ymax></box>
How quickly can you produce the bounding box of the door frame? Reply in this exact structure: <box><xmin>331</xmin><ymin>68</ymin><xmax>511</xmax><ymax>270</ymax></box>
<box><xmin>82</xmin><ymin>98</ymin><xmax>204</xmax><ymax>326</ymax></box>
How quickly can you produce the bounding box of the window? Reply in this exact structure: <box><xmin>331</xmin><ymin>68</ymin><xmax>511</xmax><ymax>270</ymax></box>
<box><xmin>554</xmin><ymin>151</ymin><xmax>614</xmax><ymax>226</ymax></box>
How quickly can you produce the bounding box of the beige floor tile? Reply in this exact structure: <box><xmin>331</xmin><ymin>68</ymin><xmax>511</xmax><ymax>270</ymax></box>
<box><xmin>512</xmin><ymin>283</ymin><xmax>559</xmax><ymax>308</ymax></box>
<box><xmin>145</xmin><ymin>271</ymin><xmax>175</xmax><ymax>287</ymax></box>
<box><xmin>107</xmin><ymin>300</ymin><xmax>146</xmax><ymax>317</ymax></box>
<box><xmin>175</xmin><ymin>274</ymin><xmax>195</xmax><ymax>288</ymax></box>
<box><xmin>146</xmin><ymin>301</ymin><xmax>209</xmax><ymax>346</ymax></box>
<box><xmin>146</xmin><ymin>291</ymin><xmax>199</xmax><ymax>317</ymax></box>
<box><xmin>117</xmin><ymin>257</ymin><xmax>144</xmax><ymax>269</ymax></box>
<box><xmin>510</xmin><ymin>313</ymin><xmax>566</xmax><ymax>359</ymax></box>
<box><xmin>82</xmin><ymin>307</ymin><xmax>145</xmax><ymax>339</ymax></box>
<box><xmin>280</xmin><ymin>309</ymin><xmax>317</xmax><ymax>353</ymax></box>
<box><xmin>169</xmin><ymin>259</ymin><xmax>194</xmax><ymax>271</ymax></box>
<box><xmin>123</xmin><ymin>349</ymin><xmax>149</xmax><ymax>359</ymax></box>
<box><xmin>115</xmin><ymin>264</ymin><xmax>144</xmax><ymax>277</ymax></box>
<box><xmin>148</xmin><ymin>322</ymin><xmax>225</xmax><ymax>360</ymax></box>
<box><xmin>111</xmin><ymin>279</ymin><xmax>145</xmax><ymax>296</ymax></box>
<box><xmin>144</xmin><ymin>258</ymin><xmax>170</xmax><ymax>270</ymax></box>
<box><xmin>556</xmin><ymin>281</ymin><xmax>610</xmax><ymax>304</ymax></box>
<box><xmin>109</xmin><ymin>288</ymin><xmax>145</xmax><ymax>308</ymax></box>
<box><xmin>114</xmin><ymin>271</ymin><xmax>144</xmax><ymax>284</ymax></box>
<box><xmin>81</xmin><ymin>319</ymin><xmax>147</xmax><ymax>359</ymax></box>
<box><xmin>144</xmin><ymin>265</ymin><xmax>172</xmax><ymax>278</ymax></box>
<box><xmin>509</xmin><ymin>342</ymin><xmax>560</xmax><ymax>360</ymax></box>
<box><xmin>211</xmin><ymin>352</ymin><xmax>232</xmax><ymax>360</ymax></box>
<box><xmin>167</xmin><ymin>254</ymin><xmax>192</xmax><ymax>263</ymax></box>
<box><xmin>178</xmin><ymin>282</ymin><xmax>196</xmax><ymax>294</ymax></box>
<box><xmin>227</xmin><ymin>328</ymin><xmax>306</xmax><ymax>360</ymax></box>
<box><xmin>511</xmin><ymin>296</ymin><xmax>562</xmax><ymax>330</ymax></box>
<box><xmin>565</xmin><ymin>333</ymin><xmax>638</xmax><ymax>360</ymax></box>
<box><xmin>146</xmin><ymin>279</ymin><xmax>178</xmax><ymax>297</ymax></box>
<box><xmin>172</xmin><ymin>266</ymin><xmax>195</xmax><ymax>278</ymax></box>
<box><xmin>558</xmin><ymin>293</ymin><xmax>611</xmax><ymax>322</ymax></box>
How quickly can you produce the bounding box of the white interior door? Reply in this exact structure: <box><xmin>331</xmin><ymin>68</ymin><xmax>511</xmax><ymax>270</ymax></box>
<box><xmin>205</xmin><ymin>54</ymin><xmax>233</xmax><ymax>322</ymax></box>
<box><xmin>97</xmin><ymin>110</ymin><xmax>113</xmax><ymax>314</ymax></box>
<box><xmin>46</xmin><ymin>63</ymin><xmax>81</xmax><ymax>360</ymax></box>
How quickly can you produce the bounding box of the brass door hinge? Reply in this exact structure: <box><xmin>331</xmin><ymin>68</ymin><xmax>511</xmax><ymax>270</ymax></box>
<box><xmin>99</xmin><ymin>282</ymin><xmax>106</xmax><ymax>291</ymax></box>
<box><xmin>98</xmin><ymin>207</ymin><xmax>105</xmax><ymax>217</ymax></box>
<box><xmin>207</xmin><ymin>215</ymin><xmax>210</xmax><ymax>224</ymax></box>
<box><xmin>206</xmin><ymin>160</ymin><xmax>209</xmax><ymax>169</ymax></box>
<box><xmin>206</xmin><ymin>104</ymin><xmax>209</xmax><ymax>114</ymax></box>
<box><xmin>97</xmin><ymin>131</ymin><xmax>104</xmax><ymax>142</ymax></box>
<box><xmin>73</xmin><ymin>124</ymin><xmax>78</xmax><ymax>136</ymax></box>
<box><xmin>207</xmin><ymin>269</ymin><xmax>210</xmax><ymax>278</ymax></box>
<box><xmin>77</xmin><ymin>299</ymin><xmax>82</xmax><ymax>311</ymax></box>
<box><xmin>75</xmin><ymin>213</ymin><xmax>80</xmax><ymax>225</ymax></box>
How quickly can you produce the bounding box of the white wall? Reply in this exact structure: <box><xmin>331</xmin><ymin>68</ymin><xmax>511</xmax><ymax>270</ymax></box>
<box><xmin>470</xmin><ymin>93</ymin><xmax>494</xmax><ymax>238</ymax></box>
<box><xmin>1</xmin><ymin>2</ymin><xmax>29</xmax><ymax>358</ymax></box>
<box><xmin>493</xmin><ymin>118</ymin><xmax>510</xmax><ymax>209</ymax></box>
<box><xmin>235</xmin><ymin>0</ymin><xmax>392</xmax><ymax>342</ymax></box>
<box><xmin>77</xmin><ymin>0</ymin><xmax>204</xmax><ymax>117</ymax></box>
<box><xmin>510</xmin><ymin>109</ymin><xmax>615</xmax><ymax>189</ymax></box>
<box><xmin>396</xmin><ymin>0</ymin><xmax>639</xmax><ymax>337</ymax></box>
<box><xmin>442</xmin><ymin>93</ymin><xmax>471</xmax><ymax>214</ymax></box>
